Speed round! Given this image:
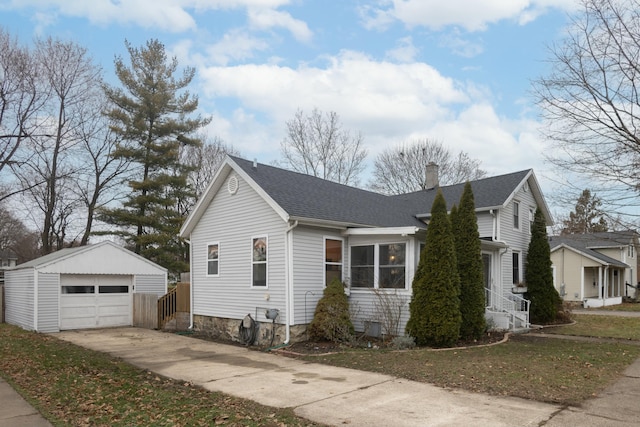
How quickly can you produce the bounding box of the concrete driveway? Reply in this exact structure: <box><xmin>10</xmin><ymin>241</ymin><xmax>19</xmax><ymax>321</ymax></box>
<box><xmin>55</xmin><ymin>327</ymin><xmax>562</xmax><ymax>426</ymax></box>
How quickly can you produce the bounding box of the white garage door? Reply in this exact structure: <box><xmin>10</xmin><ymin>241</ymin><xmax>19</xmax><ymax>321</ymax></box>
<box><xmin>60</xmin><ymin>275</ymin><xmax>132</xmax><ymax>330</ymax></box>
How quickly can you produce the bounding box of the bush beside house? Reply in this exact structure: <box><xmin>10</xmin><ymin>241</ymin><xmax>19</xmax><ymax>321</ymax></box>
<box><xmin>407</xmin><ymin>190</ymin><xmax>461</xmax><ymax>347</ymax></box>
<box><xmin>308</xmin><ymin>278</ymin><xmax>354</xmax><ymax>342</ymax></box>
<box><xmin>453</xmin><ymin>182</ymin><xmax>486</xmax><ymax>340</ymax></box>
<box><xmin>526</xmin><ymin>208</ymin><xmax>561</xmax><ymax>324</ymax></box>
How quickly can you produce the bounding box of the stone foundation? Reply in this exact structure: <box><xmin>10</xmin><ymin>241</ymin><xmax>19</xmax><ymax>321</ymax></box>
<box><xmin>193</xmin><ymin>314</ymin><xmax>308</xmax><ymax>346</ymax></box>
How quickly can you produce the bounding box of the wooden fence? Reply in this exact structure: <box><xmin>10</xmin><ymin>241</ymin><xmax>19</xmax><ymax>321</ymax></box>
<box><xmin>133</xmin><ymin>293</ymin><xmax>158</xmax><ymax>329</ymax></box>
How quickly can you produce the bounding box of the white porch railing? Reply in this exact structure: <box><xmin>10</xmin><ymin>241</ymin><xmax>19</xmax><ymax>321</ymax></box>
<box><xmin>486</xmin><ymin>288</ymin><xmax>530</xmax><ymax>330</ymax></box>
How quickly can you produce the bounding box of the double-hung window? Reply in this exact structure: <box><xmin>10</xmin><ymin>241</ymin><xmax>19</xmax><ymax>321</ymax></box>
<box><xmin>513</xmin><ymin>201</ymin><xmax>520</xmax><ymax>229</ymax></box>
<box><xmin>351</xmin><ymin>245</ymin><xmax>375</xmax><ymax>288</ymax></box>
<box><xmin>252</xmin><ymin>236</ymin><xmax>267</xmax><ymax>287</ymax></box>
<box><xmin>512</xmin><ymin>251</ymin><xmax>520</xmax><ymax>284</ymax></box>
<box><xmin>207</xmin><ymin>243</ymin><xmax>219</xmax><ymax>276</ymax></box>
<box><xmin>325</xmin><ymin>238</ymin><xmax>343</xmax><ymax>286</ymax></box>
<box><xmin>350</xmin><ymin>243</ymin><xmax>406</xmax><ymax>289</ymax></box>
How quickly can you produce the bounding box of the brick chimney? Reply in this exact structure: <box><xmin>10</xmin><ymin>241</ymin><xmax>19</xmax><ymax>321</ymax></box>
<box><xmin>425</xmin><ymin>162</ymin><xmax>439</xmax><ymax>189</ymax></box>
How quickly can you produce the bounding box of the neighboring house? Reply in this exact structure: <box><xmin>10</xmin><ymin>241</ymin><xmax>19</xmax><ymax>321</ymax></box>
<box><xmin>0</xmin><ymin>249</ymin><xmax>18</xmax><ymax>285</ymax></box>
<box><xmin>4</xmin><ymin>241</ymin><xmax>167</xmax><ymax>333</ymax></box>
<box><xmin>180</xmin><ymin>156</ymin><xmax>552</xmax><ymax>345</ymax></box>
<box><xmin>550</xmin><ymin>231</ymin><xmax>639</xmax><ymax>308</ymax></box>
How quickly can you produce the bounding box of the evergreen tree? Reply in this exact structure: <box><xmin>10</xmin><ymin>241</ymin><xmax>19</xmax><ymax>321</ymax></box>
<box><xmin>406</xmin><ymin>190</ymin><xmax>461</xmax><ymax>347</ymax></box>
<box><xmin>99</xmin><ymin>39</ymin><xmax>210</xmax><ymax>276</ymax></box>
<box><xmin>453</xmin><ymin>182</ymin><xmax>486</xmax><ymax>339</ymax></box>
<box><xmin>561</xmin><ymin>189</ymin><xmax>608</xmax><ymax>235</ymax></box>
<box><xmin>526</xmin><ymin>208</ymin><xmax>561</xmax><ymax>324</ymax></box>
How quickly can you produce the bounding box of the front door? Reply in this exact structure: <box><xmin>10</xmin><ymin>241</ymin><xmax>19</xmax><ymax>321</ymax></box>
<box><xmin>482</xmin><ymin>253</ymin><xmax>492</xmax><ymax>308</ymax></box>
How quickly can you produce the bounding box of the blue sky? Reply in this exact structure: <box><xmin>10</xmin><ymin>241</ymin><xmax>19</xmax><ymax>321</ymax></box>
<box><xmin>0</xmin><ymin>0</ymin><xmax>579</xmax><ymax>199</ymax></box>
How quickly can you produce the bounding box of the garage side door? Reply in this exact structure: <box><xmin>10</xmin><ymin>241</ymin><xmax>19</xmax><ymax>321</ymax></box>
<box><xmin>60</xmin><ymin>275</ymin><xmax>132</xmax><ymax>330</ymax></box>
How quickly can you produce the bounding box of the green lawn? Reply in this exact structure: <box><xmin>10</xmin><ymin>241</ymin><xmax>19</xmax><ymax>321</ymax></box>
<box><xmin>585</xmin><ymin>302</ymin><xmax>640</xmax><ymax>312</ymax></box>
<box><xmin>0</xmin><ymin>324</ymin><xmax>324</xmax><ymax>427</ymax></box>
<box><xmin>544</xmin><ymin>313</ymin><xmax>640</xmax><ymax>341</ymax></box>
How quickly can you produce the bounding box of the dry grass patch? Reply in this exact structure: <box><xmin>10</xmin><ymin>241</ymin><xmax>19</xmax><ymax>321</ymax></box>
<box><xmin>302</xmin><ymin>334</ymin><xmax>640</xmax><ymax>406</ymax></box>
<box><xmin>0</xmin><ymin>324</ymin><xmax>324</xmax><ymax>427</ymax></box>
<box><xmin>545</xmin><ymin>314</ymin><xmax>640</xmax><ymax>341</ymax></box>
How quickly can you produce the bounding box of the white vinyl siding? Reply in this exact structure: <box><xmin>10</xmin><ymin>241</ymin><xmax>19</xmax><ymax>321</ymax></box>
<box><xmin>190</xmin><ymin>172</ymin><xmax>287</xmax><ymax>323</ymax></box>
<box><xmin>37</xmin><ymin>272</ymin><xmax>59</xmax><ymax>333</ymax></box>
<box><xmin>498</xmin><ymin>180</ymin><xmax>538</xmax><ymax>297</ymax></box>
<box><xmin>347</xmin><ymin>234</ymin><xmax>415</xmax><ymax>337</ymax></box>
<box><xmin>291</xmin><ymin>227</ymin><xmax>342</xmax><ymax>325</ymax></box>
<box><xmin>4</xmin><ymin>269</ymin><xmax>35</xmax><ymax>331</ymax></box>
<box><xmin>476</xmin><ymin>213</ymin><xmax>494</xmax><ymax>239</ymax></box>
<box><xmin>135</xmin><ymin>275</ymin><xmax>167</xmax><ymax>296</ymax></box>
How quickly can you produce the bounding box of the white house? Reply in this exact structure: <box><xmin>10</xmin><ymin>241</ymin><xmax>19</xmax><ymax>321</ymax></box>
<box><xmin>4</xmin><ymin>241</ymin><xmax>167</xmax><ymax>332</ymax></box>
<box><xmin>180</xmin><ymin>156</ymin><xmax>552</xmax><ymax>345</ymax></box>
<box><xmin>550</xmin><ymin>231</ymin><xmax>639</xmax><ymax>307</ymax></box>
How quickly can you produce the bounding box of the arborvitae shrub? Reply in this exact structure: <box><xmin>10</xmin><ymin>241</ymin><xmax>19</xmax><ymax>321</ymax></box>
<box><xmin>526</xmin><ymin>208</ymin><xmax>562</xmax><ymax>324</ymax></box>
<box><xmin>453</xmin><ymin>182</ymin><xmax>486</xmax><ymax>339</ymax></box>
<box><xmin>406</xmin><ymin>190</ymin><xmax>461</xmax><ymax>347</ymax></box>
<box><xmin>308</xmin><ymin>278</ymin><xmax>354</xmax><ymax>342</ymax></box>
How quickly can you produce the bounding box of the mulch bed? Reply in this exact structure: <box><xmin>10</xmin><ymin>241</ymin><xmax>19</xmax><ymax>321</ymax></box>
<box><xmin>281</xmin><ymin>330</ymin><xmax>507</xmax><ymax>355</ymax></box>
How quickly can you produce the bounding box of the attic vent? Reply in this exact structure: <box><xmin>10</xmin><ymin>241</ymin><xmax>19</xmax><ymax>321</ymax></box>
<box><xmin>228</xmin><ymin>176</ymin><xmax>239</xmax><ymax>195</ymax></box>
<box><xmin>523</xmin><ymin>182</ymin><xmax>529</xmax><ymax>192</ymax></box>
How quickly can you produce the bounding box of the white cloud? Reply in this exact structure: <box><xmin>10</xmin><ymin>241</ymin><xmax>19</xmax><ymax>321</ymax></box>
<box><xmin>438</xmin><ymin>30</ymin><xmax>484</xmax><ymax>58</ymax></box>
<box><xmin>5</xmin><ymin>0</ymin><xmax>308</xmax><ymax>35</ymax></box>
<box><xmin>199</xmin><ymin>50</ymin><xmax>469</xmax><ymax>132</ymax></box>
<box><xmin>385</xmin><ymin>36</ymin><xmax>419</xmax><ymax>63</ymax></box>
<box><xmin>362</xmin><ymin>0</ymin><xmax>578</xmax><ymax>32</ymax></box>
<box><xmin>247</xmin><ymin>8</ymin><xmax>313</xmax><ymax>42</ymax></box>
<box><xmin>205</xmin><ymin>29</ymin><xmax>270</xmax><ymax>65</ymax></box>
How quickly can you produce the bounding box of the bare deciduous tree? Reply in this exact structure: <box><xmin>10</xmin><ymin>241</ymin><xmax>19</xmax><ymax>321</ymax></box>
<box><xmin>74</xmin><ymin>97</ymin><xmax>132</xmax><ymax>246</ymax></box>
<box><xmin>368</xmin><ymin>139</ymin><xmax>486</xmax><ymax>195</ymax></box>
<box><xmin>180</xmin><ymin>134</ymin><xmax>239</xmax><ymax>214</ymax></box>
<box><xmin>15</xmin><ymin>37</ymin><xmax>103</xmax><ymax>253</ymax></box>
<box><xmin>534</xmin><ymin>0</ymin><xmax>640</xmax><ymax>219</ymax></box>
<box><xmin>0</xmin><ymin>29</ymin><xmax>46</xmax><ymax>202</ymax></box>
<box><xmin>279</xmin><ymin>108</ymin><xmax>367</xmax><ymax>186</ymax></box>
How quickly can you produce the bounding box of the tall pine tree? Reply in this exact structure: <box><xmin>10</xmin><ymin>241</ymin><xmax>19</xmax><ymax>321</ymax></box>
<box><xmin>100</xmin><ymin>39</ymin><xmax>210</xmax><ymax>276</ymax></box>
<box><xmin>526</xmin><ymin>208</ymin><xmax>561</xmax><ymax>324</ymax></box>
<box><xmin>406</xmin><ymin>190</ymin><xmax>461</xmax><ymax>347</ymax></box>
<box><xmin>453</xmin><ymin>182</ymin><xmax>486</xmax><ymax>339</ymax></box>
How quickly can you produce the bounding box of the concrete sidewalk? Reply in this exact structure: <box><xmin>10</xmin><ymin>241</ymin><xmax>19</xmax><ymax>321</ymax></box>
<box><xmin>0</xmin><ymin>378</ymin><xmax>52</xmax><ymax>427</ymax></box>
<box><xmin>56</xmin><ymin>327</ymin><xmax>560</xmax><ymax>426</ymax></box>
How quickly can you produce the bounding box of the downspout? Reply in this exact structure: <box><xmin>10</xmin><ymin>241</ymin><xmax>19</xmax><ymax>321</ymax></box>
<box><xmin>284</xmin><ymin>220</ymin><xmax>299</xmax><ymax>344</ymax></box>
<box><xmin>33</xmin><ymin>269</ymin><xmax>38</xmax><ymax>332</ymax></box>
<box><xmin>187</xmin><ymin>238</ymin><xmax>194</xmax><ymax>330</ymax></box>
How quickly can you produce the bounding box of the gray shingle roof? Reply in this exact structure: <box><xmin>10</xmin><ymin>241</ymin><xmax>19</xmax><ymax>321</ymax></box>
<box><xmin>230</xmin><ymin>156</ymin><xmax>532</xmax><ymax>228</ymax></box>
<box><xmin>388</xmin><ymin>169</ymin><xmax>531</xmax><ymax>217</ymax></box>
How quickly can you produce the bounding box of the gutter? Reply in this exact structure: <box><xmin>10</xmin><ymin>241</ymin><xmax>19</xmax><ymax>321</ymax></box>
<box><xmin>284</xmin><ymin>220</ymin><xmax>299</xmax><ymax>344</ymax></box>
<box><xmin>186</xmin><ymin>238</ymin><xmax>194</xmax><ymax>330</ymax></box>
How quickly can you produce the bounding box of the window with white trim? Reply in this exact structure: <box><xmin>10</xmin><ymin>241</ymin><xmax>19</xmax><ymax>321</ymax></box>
<box><xmin>207</xmin><ymin>243</ymin><xmax>219</xmax><ymax>276</ymax></box>
<box><xmin>379</xmin><ymin>243</ymin><xmax>406</xmax><ymax>289</ymax></box>
<box><xmin>325</xmin><ymin>238</ymin><xmax>343</xmax><ymax>286</ymax></box>
<box><xmin>350</xmin><ymin>243</ymin><xmax>407</xmax><ymax>289</ymax></box>
<box><xmin>512</xmin><ymin>251</ymin><xmax>521</xmax><ymax>284</ymax></box>
<box><xmin>529</xmin><ymin>208</ymin><xmax>535</xmax><ymax>233</ymax></box>
<box><xmin>252</xmin><ymin>236</ymin><xmax>267</xmax><ymax>287</ymax></box>
<box><xmin>513</xmin><ymin>201</ymin><xmax>520</xmax><ymax>229</ymax></box>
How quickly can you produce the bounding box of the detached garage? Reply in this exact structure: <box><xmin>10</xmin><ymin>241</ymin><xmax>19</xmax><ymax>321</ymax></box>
<box><xmin>4</xmin><ymin>241</ymin><xmax>167</xmax><ymax>332</ymax></box>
